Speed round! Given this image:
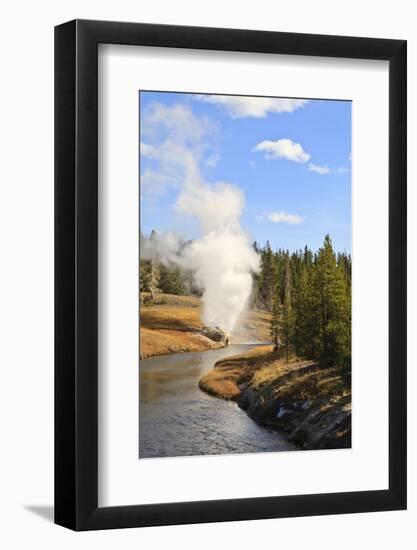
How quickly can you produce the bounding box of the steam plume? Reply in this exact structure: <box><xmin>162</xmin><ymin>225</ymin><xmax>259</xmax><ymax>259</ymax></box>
<box><xmin>141</xmin><ymin>103</ymin><xmax>260</xmax><ymax>334</ymax></box>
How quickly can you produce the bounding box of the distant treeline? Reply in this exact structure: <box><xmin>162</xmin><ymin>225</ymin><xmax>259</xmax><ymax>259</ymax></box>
<box><xmin>140</xmin><ymin>260</ymin><xmax>191</xmax><ymax>297</ymax></box>
<box><xmin>140</xmin><ymin>232</ymin><xmax>351</xmax><ymax>367</ymax></box>
<box><xmin>253</xmin><ymin>235</ymin><xmax>351</xmax><ymax>368</ymax></box>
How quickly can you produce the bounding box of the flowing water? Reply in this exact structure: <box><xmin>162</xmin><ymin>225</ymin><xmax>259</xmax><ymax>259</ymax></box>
<box><xmin>139</xmin><ymin>344</ymin><xmax>295</xmax><ymax>458</ymax></box>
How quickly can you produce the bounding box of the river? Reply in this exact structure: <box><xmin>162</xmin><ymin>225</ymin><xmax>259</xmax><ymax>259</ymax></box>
<box><xmin>139</xmin><ymin>344</ymin><xmax>295</xmax><ymax>458</ymax></box>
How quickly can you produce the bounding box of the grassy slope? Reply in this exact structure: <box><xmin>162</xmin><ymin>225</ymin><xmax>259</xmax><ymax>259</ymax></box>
<box><xmin>199</xmin><ymin>346</ymin><xmax>351</xmax><ymax>450</ymax></box>
<box><xmin>199</xmin><ymin>345</ymin><xmax>274</xmax><ymax>399</ymax></box>
<box><xmin>140</xmin><ymin>293</ymin><xmax>271</xmax><ymax>358</ymax></box>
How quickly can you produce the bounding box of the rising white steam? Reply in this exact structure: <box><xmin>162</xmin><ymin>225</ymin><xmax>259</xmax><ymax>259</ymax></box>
<box><xmin>141</xmin><ymin>102</ymin><xmax>260</xmax><ymax>333</ymax></box>
<box><xmin>140</xmin><ymin>230</ymin><xmax>183</xmax><ymax>264</ymax></box>
<box><xmin>180</xmin><ymin>229</ymin><xmax>259</xmax><ymax>332</ymax></box>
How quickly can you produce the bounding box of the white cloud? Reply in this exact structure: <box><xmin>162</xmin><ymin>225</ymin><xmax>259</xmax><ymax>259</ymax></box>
<box><xmin>253</xmin><ymin>138</ymin><xmax>310</xmax><ymax>163</ymax></box>
<box><xmin>140</xmin><ymin>141</ymin><xmax>158</xmax><ymax>159</ymax></box>
<box><xmin>264</xmin><ymin>211</ymin><xmax>303</xmax><ymax>225</ymax></box>
<box><xmin>249</xmin><ymin>160</ymin><xmax>256</xmax><ymax>170</ymax></box>
<box><xmin>142</xmin><ymin>102</ymin><xmax>214</xmax><ymax>146</ymax></box>
<box><xmin>308</xmin><ymin>163</ymin><xmax>330</xmax><ymax>175</ymax></box>
<box><xmin>196</xmin><ymin>95</ymin><xmax>308</xmax><ymax>118</ymax></box>
<box><xmin>140</xmin><ymin>103</ymin><xmax>217</xmax><ymax>196</ymax></box>
<box><xmin>308</xmin><ymin>163</ymin><xmax>350</xmax><ymax>175</ymax></box>
<box><xmin>257</xmin><ymin>211</ymin><xmax>301</xmax><ymax>224</ymax></box>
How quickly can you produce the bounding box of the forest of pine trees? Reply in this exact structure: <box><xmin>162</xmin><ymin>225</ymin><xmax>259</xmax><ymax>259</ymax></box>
<box><xmin>253</xmin><ymin>234</ymin><xmax>351</xmax><ymax>368</ymax></box>
<box><xmin>140</xmin><ymin>232</ymin><xmax>351</xmax><ymax>368</ymax></box>
<box><xmin>140</xmin><ymin>260</ymin><xmax>187</xmax><ymax>298</ymax></box>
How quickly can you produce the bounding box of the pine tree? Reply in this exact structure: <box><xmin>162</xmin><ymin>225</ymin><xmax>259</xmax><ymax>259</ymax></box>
<box><xmin>149</xmin><ymin>259</ymin><xmax>160</xmax><ymax>302</ymax></box>
<box><xmin>294</xmin><ymin>264</ymin><xmax>317</xmax><ymax>357</ymax></box>
<box><xmin>263</xmin><ymin>235</ymin><xmax>350</xmax><ymax>367</ymax></box>
<box><xmin>315</xmin><ymin>235</ymin><xmax>351</xmax><ymax>366</ymax></box>
<box><xmin>270</xmin><ymin>286</ymin><xmax>281</xmax><ymax>352</ymax></box>
<box><xmin>260</xmin><ymin>241</ymin><xmax>276</xmax><ymax>312</ymax></box>
<box><xmin>139</xmin><ymin>260</ymin><xmax>152</xmax><ymax>292</ymax></box>
<box><xmin>159</xmin><ymin>264</ymin><xmax>185</xmax><ymax>295</ymax></box>
<box><xmin>280</xmin><ymin>256</ymin><xmax>294</xmax><ymax>363</ymax></box>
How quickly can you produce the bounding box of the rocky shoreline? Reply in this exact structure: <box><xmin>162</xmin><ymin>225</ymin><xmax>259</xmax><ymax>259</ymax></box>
<box><xmin>199</xmin><ymin>346</ymin><xmax>351</xmax><ymax>450</ymax></box>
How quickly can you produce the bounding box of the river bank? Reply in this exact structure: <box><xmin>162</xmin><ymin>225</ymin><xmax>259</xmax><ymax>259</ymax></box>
<box><xmin>140</xmin><ymin>345</ymin><xmax>295</xmax><ymax>457</ymax></box>
<box><xmin>140</xmin><ymin>293</ymin><xmax>271</xmax><ymax>359</ymax></box>
<box><xmin>140</xmin><ymin>294</ymin><xmax>221</xmax><ymax>359</ymax></box>
<box><xmin>199</xmin><ymin>346</ymin><xmax>351</xmax><ymax>450</ymax></box>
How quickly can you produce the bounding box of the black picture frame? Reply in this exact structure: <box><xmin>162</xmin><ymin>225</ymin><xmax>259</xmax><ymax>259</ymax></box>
<box><xmin>55</xmin><ymin>19</ymin><xmax>407</xmax><ymax>531</ymax></box>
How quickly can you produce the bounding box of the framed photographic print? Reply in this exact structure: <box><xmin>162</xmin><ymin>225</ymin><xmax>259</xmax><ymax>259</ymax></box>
<box><xmin>55</xmin><ymin>20</ymin><xmax>407</xmax><ymax>530</ymax></box>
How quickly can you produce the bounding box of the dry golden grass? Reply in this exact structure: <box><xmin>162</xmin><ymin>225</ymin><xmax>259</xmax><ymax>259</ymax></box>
<box><xmin>199</xmin><ymin>344</ymin><xmax>338</xmax><ymax>401</ymax></box>
<box><xmin>200</xmin><ymin>344</ymin><xmax>350</xmax><ymax>410</ymax></box>
<box><xmin>141</xmin><ymin>292</ymin><xmax>201</xmax><ymax>308</ymax></box>
<box><xmin>216</xmin><ymin>344</ymin><xmax>273</xmax><ymax>363</ymax></box>
<box><xmin>140</xmin><ymin>293</ymin><xmax>272</xmax><ymax>358</ymax></box>
<box><xmin>252</xmin><ymin>360</ymin><xmax>292</xmax><ymax>387</ymax></box>
<box><xmin>140</xmin><ymin>293</ymin><xmax>217</xmax><ymax>358</ymax></box>
<box><xmin>140</xmin><ymin>305</ymin><xmax>203</xmax><ymax>331</ymax></box>
<box><xmin>198</xmin><ymin>376</ymin><xmax>242</xmax><ymax>399</ymax></box>
<box><xmin>140</xmin><ymin>293</ymin><xmax>202</xmax><ymax>329</ymax></box>
<box><xmin>199</xmin><ymin>345</ymin><xmax>277</xmax><ymax>399</ymax></box>
<box><xmin>140</xmin><ymin>327</ymin><xmax>220</xmax><ymax>359</ymax></box>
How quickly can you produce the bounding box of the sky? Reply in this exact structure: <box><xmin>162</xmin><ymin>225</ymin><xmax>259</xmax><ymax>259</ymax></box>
<box><xmin>139</xmin><ymin>91</ymin><xmax>351</xmax><ymax>253</ymax></box>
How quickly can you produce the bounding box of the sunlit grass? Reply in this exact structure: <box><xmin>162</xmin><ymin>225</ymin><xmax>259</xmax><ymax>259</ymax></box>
<box><xmin>140</xmin><ymin>292</ymin><xmax>272</xmax><ymax>358</ymax></box>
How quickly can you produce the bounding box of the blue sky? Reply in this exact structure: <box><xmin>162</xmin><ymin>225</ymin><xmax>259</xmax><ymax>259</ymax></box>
<box><xmin>140</xmin><ymin>91</ymin><xmax>351</xmax><ymax>253</ymax></box>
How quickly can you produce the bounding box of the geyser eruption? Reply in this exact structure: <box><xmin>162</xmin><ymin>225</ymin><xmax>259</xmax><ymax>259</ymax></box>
<box><xmin>182</xmin><ymin>229</ymin><xmax>259</xmax><ymax>333</ymax></box>
<box><xmin>176</xmin><ymin>167</ymin><xmax>260</xmax><ymax>333</ymax></box>
<box><xmin>141</xmin><ymin>103</ymin><xmax>260</xmax><ymax>335</ymax></box>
